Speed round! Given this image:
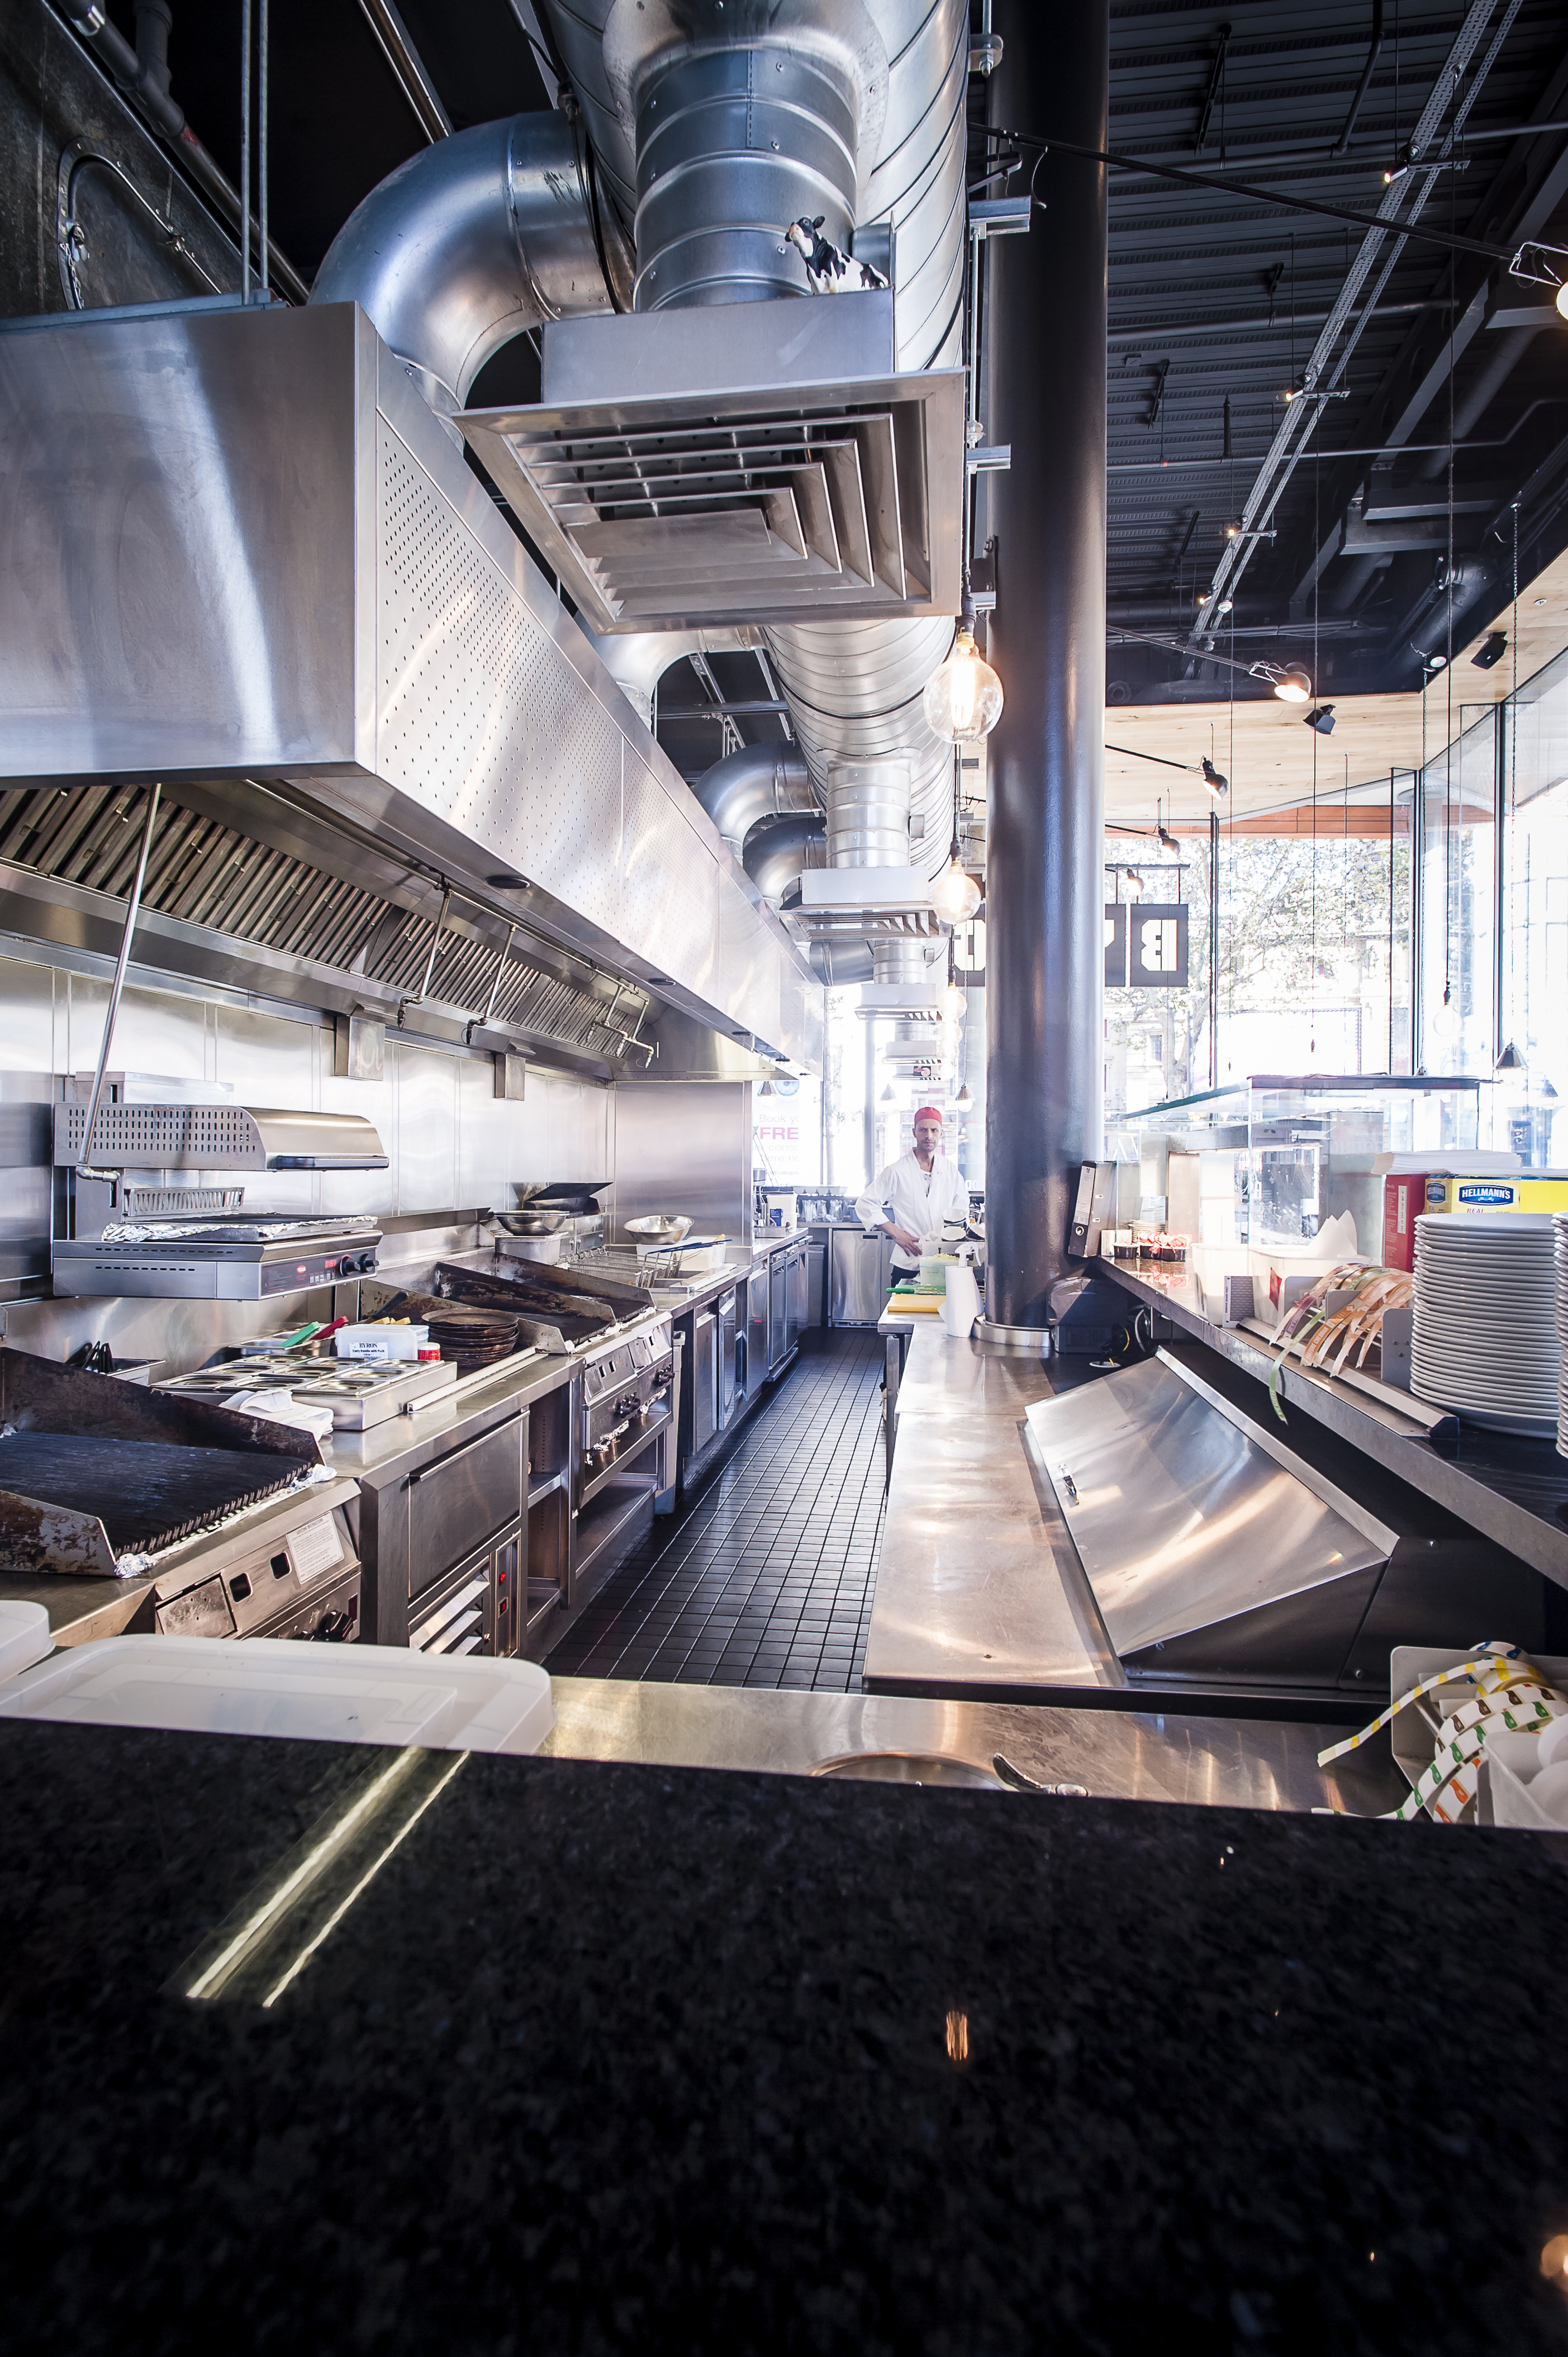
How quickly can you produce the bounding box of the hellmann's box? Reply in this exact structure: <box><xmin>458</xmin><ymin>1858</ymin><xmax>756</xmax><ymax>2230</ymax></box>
<box><xmin>1379</xmin><ymin>1152</ymin><xmax>1522</xmax><ymax>1271</ymax></box>
<box><xmin>1422</xmin><ymin>1173</ymin><xmax>1568</xmax><ymax>1217</ymax></box>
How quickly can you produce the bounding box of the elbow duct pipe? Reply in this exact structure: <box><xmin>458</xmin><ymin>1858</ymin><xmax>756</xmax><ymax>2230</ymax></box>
<box><xmin>743</xmin><ymin>813</ymin><xmax>828</xmax><ymax>903</ymax></box>
<box><xmin>311</xmin><ymin>112</ymin><xmax>619</xmax><ymax>409</ymax></box>
<box><xmin>538</xmin><ymin>0</ymin><xmax>970</xmax><ymax>886</ymax></box>
<box><xmin>692</xmin><ymin>744</ymin><xmax>817</xmax><ymax>858</ymax></box>
<box><xmin>585</xmin><ymin>627</ymin><xmax>762</xmax><ymax>728</ymax></box>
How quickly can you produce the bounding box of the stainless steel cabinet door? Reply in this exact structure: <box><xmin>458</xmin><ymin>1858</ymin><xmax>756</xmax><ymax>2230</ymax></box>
<box><xmin>829</xmin><ymin>1228</ymin><xmax>894</xmax><ymax>1325</ymax></box>
<box><xmin>693</xmin><ymin>1310</ymin><xmax>716</xmax><ymax>1450</ymax></box>
<box><xmin>718</xmin><ymin>1291</ymin><xmax>738</xmax><ymax>1425</ymax></box>
<box><xmin>768</xmin><ymin>1252</ymin><xmax>787</xmax><ymax>1368</ymax></box>
<box><xmin>746</xmin><ymin>1266</ymin><xmax>768</xmax><ymax>1394</ymax></box>
<box><xmin>786</xmin><ymin>1243</ymin><xmax>807</xmax><ymax>1352</ymax></box>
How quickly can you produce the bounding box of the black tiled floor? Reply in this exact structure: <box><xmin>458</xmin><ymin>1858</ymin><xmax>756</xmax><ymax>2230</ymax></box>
<box><xmin>544</xmin><ymin>1327</ymin><xmax>887</xmax><ymax>1690</ymax></box>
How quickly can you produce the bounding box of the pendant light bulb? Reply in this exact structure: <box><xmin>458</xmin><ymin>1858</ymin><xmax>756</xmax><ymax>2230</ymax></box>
<box><xmin>921</xmin><ymin>626</ymin><xmax>1004</xmax><ymax>743</ymax></box>
<box><xmin>938</xmin><ymin>981</ymin><xmax>967</xmax><ymax>1023</ymax></box>
<box><xmin>930</xmin><ymin>857</ymin><xmax>982</xmax><ymax>925</ymax></box>
<box><xmin>1557</xmin><ymin>279</ymin><xmax>1568</xmax><ymax>322</ymax></box>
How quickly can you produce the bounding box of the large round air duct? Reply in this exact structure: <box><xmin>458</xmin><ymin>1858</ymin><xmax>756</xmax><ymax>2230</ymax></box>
<box><xmin>540</xmin><ymin>0</ymin><xmax>967</xmax><ymax>885</ymax></box>
<box><xmin>311</xmin><ymin>112</ymin><xmax>619</xmax><ymax>409</ymax></box>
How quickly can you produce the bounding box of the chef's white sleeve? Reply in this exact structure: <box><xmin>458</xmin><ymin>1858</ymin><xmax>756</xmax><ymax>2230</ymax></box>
<box><xmin>855</xmin><ymin>1167</ymin><xmax>894</xmax><ymax>1233</ymax></box>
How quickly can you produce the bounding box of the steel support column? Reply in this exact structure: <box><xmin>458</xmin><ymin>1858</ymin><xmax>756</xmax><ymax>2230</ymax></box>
<box><xmin>982</xmin><ymin>0</ymin><xmax>1108</xmax><ymax>1329</ymax></box>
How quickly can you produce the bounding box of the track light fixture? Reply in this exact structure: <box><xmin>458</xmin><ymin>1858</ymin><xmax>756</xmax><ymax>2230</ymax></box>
<box><xmin>1201</xmin><ymin>757</ymin><xmax>1229</xmax><ymax>796</ymax></box>
<box><xmin>1472</xmin><ymin>632</ymin><xmax>1508</xmax><ymax>671</ymax></box>
<box><xmin>1157</xmin><ymin>823</ymin><xmax>1180</xmax><ymax>854</ymax></box>
<box><xmin>1508</xmin><ymin>240</ymin><xmax>1568</xmax><ymax>322</ymax></box>
<box><xmin>1304</xmin><ymin>704</ymin><xmax>1336</xmax><ymax>735</ymax></box>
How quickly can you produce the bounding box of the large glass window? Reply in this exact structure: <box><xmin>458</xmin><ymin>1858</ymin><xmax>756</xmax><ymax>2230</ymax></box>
<box><xmin>1105</xmin><ymin>797</ymin><xmax>1411</xmax><ymax>1119</ymax></box>
<box><xmin>1496</xmin><ymin>653</ymin><xmax>1568</xmax><ymax>1162</ymax></box>
<box><xmin>1418</xmin><ymin>703</ymin><xmax>1496</xmax><ymax>1083</ymax></box>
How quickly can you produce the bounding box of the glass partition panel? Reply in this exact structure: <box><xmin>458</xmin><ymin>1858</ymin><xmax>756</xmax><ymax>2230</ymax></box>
<box><xmin>1418</xmin><ymin>704</ymin><xmax>1495</xmax><ymax>1079</ymax></box>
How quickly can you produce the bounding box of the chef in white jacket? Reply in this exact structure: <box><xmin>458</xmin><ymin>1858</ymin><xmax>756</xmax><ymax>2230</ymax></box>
<box><xmin>856</xmin><ymin>1107</ymin><xmax>970</xmax><ymax>1276</ymax></box>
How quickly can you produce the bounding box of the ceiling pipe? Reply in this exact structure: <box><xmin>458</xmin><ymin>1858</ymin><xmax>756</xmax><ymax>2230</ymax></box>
<box><xmin>584</xmin><ymin>628</ymin><xmax>761</xmax><ymax>730</ymax></box>
<box><xmin>1413</xmin><ymin>324</ymin><xmax>1542</xmax><ymax>481</ymax></box>
<box><xmin>691</xmin><ymin>744</ymin><xmax>817</xmax><ymax>860</ymax></box>
<box><xmin>311</xmin><ymin>112</ymin><xmax>620</xmax><ymax>411</ymax></box>
<box><xmin>537</xmin><ymin>0</ymin><xmax>969</xmax><ymax>887</ymax></box>
<box><xmin>742</xmin><ymin>814</ymin><xmax>827</xmax><ymax>905</ymax></box>
<box><xmin>1333</xmin><ymin>0</ymin><xmax>1384</xmax><ymax>156</ymax></box>
<box><xmin>59</xmin><ymin>0</ymin><xmax>308</xmax><ymax>301</ymax></box>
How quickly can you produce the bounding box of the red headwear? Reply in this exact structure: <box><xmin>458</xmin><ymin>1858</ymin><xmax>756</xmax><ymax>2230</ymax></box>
<box><xmin>913</xmin><ymin>1106</ymin><xmax>943</xmax><ymax>1124</ymax></box>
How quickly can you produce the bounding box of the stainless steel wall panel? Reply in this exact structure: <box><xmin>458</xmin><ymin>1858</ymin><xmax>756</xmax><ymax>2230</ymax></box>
<box><xmin>611</xmin><ymin>1084</ymin><xmax>751</xmax><ymax>1242</ymax></box>
<box><xmin>393</xmin><ymin>1044</ymin><xmax>459</xmax><ymax>1217</ymax></box>
<box><xmin>454</xmin><ymin>1054</ymin><xmax>512</xmax><ymax>1214</ymax></box>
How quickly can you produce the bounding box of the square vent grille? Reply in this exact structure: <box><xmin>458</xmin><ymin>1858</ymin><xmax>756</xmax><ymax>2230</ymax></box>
<box><xmin>459</xmin><ymin>370</ymin><xmax>964</xmax><ymax>634</ymax></box>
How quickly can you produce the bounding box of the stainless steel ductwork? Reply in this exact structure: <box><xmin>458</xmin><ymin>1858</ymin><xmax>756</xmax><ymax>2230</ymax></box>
<box><xmin>693</xmin><ymin>744</ymin><xmax>818</xmax><ymax>858</ymax></box>
<box><xmin>537</xmin><ymin>0</ymin><xmax>967</xmax><ymax>889</ymax></box>
<box><xmin>743</xmin><ymin>814</ymin><xmax>827</xmax><ymax>902</ymax></box>
<box><xmin>311</xmin><ymin>112</ymin><xmax>623</xmax><ymax>410</ymax></box>
<box><xmin>585</xmin><ymin>628</ymin><xmax>761</xmax><ymax>727</ymax></box>
<box><xmin>826</xmin><ymin>756</ymin><xmax>909</xmax><ymax>868</ymax></box>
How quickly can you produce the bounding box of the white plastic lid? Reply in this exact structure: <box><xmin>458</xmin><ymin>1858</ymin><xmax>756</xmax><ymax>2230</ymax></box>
<box><xmin>0</xmin><ymin>1635</ymin><xmax>554</xmax><ymax>1755</ymax></box>
<box><xmin>0</xmin><ymin>1601</ymin><xmax>53</xmax><ymax>1682</ymax></box>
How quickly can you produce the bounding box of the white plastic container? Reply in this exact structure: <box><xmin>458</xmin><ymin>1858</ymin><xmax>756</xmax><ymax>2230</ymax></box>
<box><xmin>334</xmin><ymin>1323</ymin><xmax>430</xmax><ymax>1363</ymax></box>
<box><xmin>0</xmin><ymin>1600</ymin><xmax>53</xmax><ymax>1681</ymax></box>
<box><xmin>0</xmin><ymin>1634</ymin><xmax>555</xmax><ymax>1755</ymax></box>
<box><xmin>763</xmin><ymin>1190</ymin><xmax>797</xmax><ymax>1230</ymax></box>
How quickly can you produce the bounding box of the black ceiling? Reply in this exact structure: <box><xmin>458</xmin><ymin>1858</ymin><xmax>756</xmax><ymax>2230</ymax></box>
<box><xmin>85</xmin><ymin>1</ymin><xmax>1568</xmax><ymax>738</ymax></box>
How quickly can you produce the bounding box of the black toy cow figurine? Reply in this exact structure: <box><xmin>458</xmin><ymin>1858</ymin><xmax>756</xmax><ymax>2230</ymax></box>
<box><xmin>784</xmin><ymin>216</ymin><xmax>890</xmax><ymax>294</ymax></box>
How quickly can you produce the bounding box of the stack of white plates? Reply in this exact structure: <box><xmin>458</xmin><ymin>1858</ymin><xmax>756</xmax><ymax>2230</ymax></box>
<box><xmin>1555</xmin><ymin>1215</ymin><xmax>1568</xmax><ymax>1459</ymax></box>
<box><xmin>1410</xmin><ymin>1211</ymin><xmax>1558</xmax><ymax>1436</ymax></box>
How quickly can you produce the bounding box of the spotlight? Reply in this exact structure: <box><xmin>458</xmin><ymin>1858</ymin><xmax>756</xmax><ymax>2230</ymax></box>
<box><xmin>1123</xmin><ymin>868</ymin><xmax>1145</xmax><ymax>900</ymax></box>
<box><xmin>1201</xmin><ymin>757</ymin><xmax>1229</xmax><ymax>796</ymax></box>
<box><xmin>1271</xmin><ymin>664</ymin><xmax>1313</xmax><ymax>704</ymax></box>
<box><xmin>1224</xmin><ymin>521</ymin><xmax>1241</xmax><ymax>540</ymax></box>
<box><xmin>1158</xmin><ymin>823</ymin><xmax>1180</xmax><ymax>853</ymax></box>
<box><xmin>1422</xmin><ymin>650</ymin><xmax>1448</xmax><ymax>674</ymax></box>
<box><xmin>1472</xmin><ymin>631</ymin><xmax>1508</xmax><ymax>671</ymax></box>
<box><xmin>1304</xmin><ymin>704</ymin><xmax>1336</xmax><ymax>735</ymax></box>
<box><xmin>954</xmin><ymin>1082</ymin><xmax>974</xmax><ymax>1111</ymax></box>
<box><xmin>1384</xmin><ymin>144</ymin><xmax>1413</xmax><ymax>186</ymax></box>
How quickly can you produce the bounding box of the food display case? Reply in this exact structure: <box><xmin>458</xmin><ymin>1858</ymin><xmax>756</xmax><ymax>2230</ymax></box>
<box><xmin>1108</xmin><ymin>1075</ymin><xmax>1482</xmax><ymax>1287</ymax></box>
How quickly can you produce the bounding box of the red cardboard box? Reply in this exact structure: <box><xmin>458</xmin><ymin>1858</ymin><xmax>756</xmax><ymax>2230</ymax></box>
<box><xmin>1381</xmin><ymin>1172</ymin><xmax>1431</xmax><ymax>1272</ymax></box>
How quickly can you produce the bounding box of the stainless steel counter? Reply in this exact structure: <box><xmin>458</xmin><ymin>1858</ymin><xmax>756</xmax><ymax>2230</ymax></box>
<box><xmin>542</xmin><ymin>1675</ymin><xmax>1405</xmax><ymax>1814</ymax></box>
<box><xmin>862</xmin><ymin>1320</ymin><xmax>1119</xmax><ymax>1703</ymax></box>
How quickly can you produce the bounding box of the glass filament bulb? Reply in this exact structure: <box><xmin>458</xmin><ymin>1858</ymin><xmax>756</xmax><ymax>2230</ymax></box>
<box><xmin>921</xmin><ymin>628</ymin><xmax>1004</xmax><ymax>743</ymax></box>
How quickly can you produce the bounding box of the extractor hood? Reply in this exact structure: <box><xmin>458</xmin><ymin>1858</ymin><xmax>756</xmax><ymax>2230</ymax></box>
<box><xmin>0</xmin><ymin>300</ymin><xmax>822</xmax><ymax>1074</ymax></box>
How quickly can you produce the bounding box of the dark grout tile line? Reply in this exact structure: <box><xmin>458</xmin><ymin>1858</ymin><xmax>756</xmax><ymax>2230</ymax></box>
<box><xmin>545</xmin><ymin>1328</ymin><xmax>887</xmax><ymax>1693</ymax></box>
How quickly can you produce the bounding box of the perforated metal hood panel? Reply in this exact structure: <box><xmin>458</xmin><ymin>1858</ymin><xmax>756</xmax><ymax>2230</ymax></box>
<box><xmin>0</xmin><ymin>301</ymin><xmax>821</xmax><ymax>1072</ymax></box>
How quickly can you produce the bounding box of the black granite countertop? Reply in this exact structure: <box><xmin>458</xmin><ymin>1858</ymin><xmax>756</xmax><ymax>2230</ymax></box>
<box><xmin>3</xmin><ymin>1718</ymin><xmax>1566</xmax><ymax>2355</ymax></box>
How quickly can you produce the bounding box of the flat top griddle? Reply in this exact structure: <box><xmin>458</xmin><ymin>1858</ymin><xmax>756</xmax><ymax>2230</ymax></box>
<box><xmin>0</xmin><ymin>1432</ymin><xmax>303</xmax><ymax>1553</ymax></box>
